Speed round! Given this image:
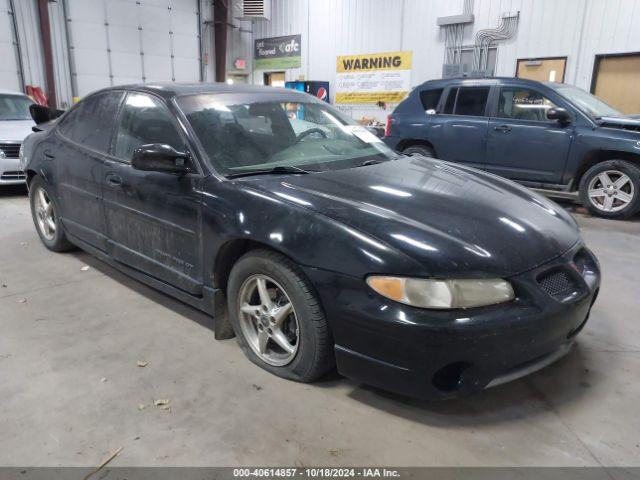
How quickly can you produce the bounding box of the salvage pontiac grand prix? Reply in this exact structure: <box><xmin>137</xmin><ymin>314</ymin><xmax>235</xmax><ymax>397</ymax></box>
<box><xmin>20</xmin><ymin>83</ymin><xmax>600</xmax><ymax>398</ymax></box>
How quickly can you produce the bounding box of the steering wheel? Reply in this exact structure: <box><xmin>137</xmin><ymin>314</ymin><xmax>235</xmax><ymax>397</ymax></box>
<box><xmin>296</xmin><ymin>128</ymin><xmax>328</xmax><ymax>143</ymax></box>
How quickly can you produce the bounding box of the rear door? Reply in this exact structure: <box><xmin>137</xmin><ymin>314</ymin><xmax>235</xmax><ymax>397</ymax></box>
<box><xmin>55</xmin><ymin>91</ymin><xmax>124</xmax><ymax>250</ymax></box>
<box><xmin>485</xmin><ymin>85</ymin><xmax>574</xmax><ymax>183</ymax></box>
<box><xmin>103</xmin><ymin>91</ymin><xmax>203</xmax><ymax>295</ymax></box>
<box><xmin>427</xmin><ymin>85</ymin><xmax>490</xmax><ymax>168</ymax></box>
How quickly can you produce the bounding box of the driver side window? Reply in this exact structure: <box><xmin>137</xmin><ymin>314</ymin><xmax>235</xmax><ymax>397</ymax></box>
<box><xmin>497</xmin><ymin>88</ymin><xmax>559</xmax><ymax>122</ymax></box>
<box><xmin>114</xmin><ymin>93</ymin><xmax>183</xmax><ymax>161</ymax></box>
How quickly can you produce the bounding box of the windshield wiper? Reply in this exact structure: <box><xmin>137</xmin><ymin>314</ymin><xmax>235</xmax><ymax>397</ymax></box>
<box><xmin>226</xmin><ymin>165</ymin><xmax>317</xmax><ymax>179</ymax></box>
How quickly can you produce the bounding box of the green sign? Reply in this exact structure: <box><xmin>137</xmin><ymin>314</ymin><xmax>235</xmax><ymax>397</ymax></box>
<box><xmin>254</xmin><ymin>35</ymin><xmax>301</xmax><ymax>70</ymax></box>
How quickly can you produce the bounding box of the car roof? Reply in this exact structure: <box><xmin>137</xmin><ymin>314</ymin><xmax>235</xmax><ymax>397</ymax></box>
<box><xmin>89</xmin><ymin>82</ymin><xmax>310</xmax><ymax>101</ymax></box>
<box><xmin>0</xmin><ymin>89</ymin><xmax>30</xmax><ymax>97</ymax></box>
<box><xmin>414</xmin><ymin>76</ymin><xmax>548</xmax><ymax>90</ymax></box>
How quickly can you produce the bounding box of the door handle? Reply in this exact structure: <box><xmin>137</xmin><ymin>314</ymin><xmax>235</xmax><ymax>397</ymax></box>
<box><xmin>43</xmin><ymin>150</ymin><xmax>55</xmax><ymax>160</ymax></box>
<box><xmin>493</xmin><ymin>125</ymin><xmax>512</xmax><ymax>132</ymax></box>
<box><xmin>105</xmin><ymin>173</ymin><xmax>123</xmax><ymax>187</ymax></box>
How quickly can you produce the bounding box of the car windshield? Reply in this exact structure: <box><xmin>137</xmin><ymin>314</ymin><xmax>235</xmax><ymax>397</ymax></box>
<box><xmin>0</xmin><ymin>94</ymin><xmax>33</xmax><ymax>121</ymax></box>
<box><xmin>176</xmin><ymin>93</ymin><xmax>400</xmax><ymax>175</ymax></box>
<box><xmin>548</xmin><ymin>83</ymin><xmax>621</xmax><ymax>118</ymax></box>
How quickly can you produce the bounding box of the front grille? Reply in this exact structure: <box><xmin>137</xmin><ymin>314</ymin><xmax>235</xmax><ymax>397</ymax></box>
<box><xmin>0</xmin><ymin>170</ymin><xmax>26</xmax><ymax>181</ymax></box>
<box><xmin>0</xmin><ymin>143</ymin><xmax>21</xmax><ymax>158</ymax></box>
<box><xmin>537</xmin><ymin>269</ymin><xmax>575</xmax><ymax>296</ymax></box>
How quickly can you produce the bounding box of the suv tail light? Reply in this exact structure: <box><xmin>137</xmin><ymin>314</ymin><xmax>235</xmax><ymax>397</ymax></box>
<box><xmin>385</xmin><ymin>115</ymin><xmax>393</xmax><ymax>137</ymax></box>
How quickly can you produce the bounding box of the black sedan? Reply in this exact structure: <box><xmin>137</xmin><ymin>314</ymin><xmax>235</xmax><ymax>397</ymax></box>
<box><xmin>20</xmin><ymin>83</ymin><xmax>600</xmax><ymax>398</ymax></box>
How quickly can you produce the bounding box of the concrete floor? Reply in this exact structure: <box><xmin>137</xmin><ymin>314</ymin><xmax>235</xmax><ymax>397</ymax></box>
<box><xmin>1</xmin><ymin>185</ymin><xmax>639</xmax><ymax>468</ymax></box>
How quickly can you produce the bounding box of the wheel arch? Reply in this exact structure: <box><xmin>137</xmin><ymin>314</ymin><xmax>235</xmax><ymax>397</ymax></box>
<box><xmin>396</xmin><ymin>138</ymin><xmax>437</xmax><ymax>156</ymax></box>
<box><xmin>213</xmin><ymin>238</ymin><xmax>298</xmax><ymax>294</ymax></box>
<box><xmin>25</xmin><ymin>169</ymin><xmax>38</xmax><ymax>187</ymax></box>
<box><xmin>574</xmin><ymin>150</ymin><xmax>640</xmax><ymax>189</ymax></box>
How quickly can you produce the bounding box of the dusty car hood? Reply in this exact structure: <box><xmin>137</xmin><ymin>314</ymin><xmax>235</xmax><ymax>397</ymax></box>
<box><xmin>597</xmin><ymin>116</ymin><xmax>640</xmax><ymax>131</ymax></box>
<box><xmin>251</xmin><ymin>157</ymin><xmax>580</xmax><ymax>277</ymax></box>
<box><xmin>0</xmin><ymin>119</ymin><xmax>35</xmax><ymax>141</ymax></box>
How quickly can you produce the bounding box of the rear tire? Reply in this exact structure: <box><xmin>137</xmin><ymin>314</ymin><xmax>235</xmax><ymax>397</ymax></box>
<box><xmin>29</xmin><ymin>176</ymin><xmax>74</xmax><ymax>252</ymax></box>
<box><xmin>227</xmin><ymin>249</ymin><xmax>334</xmax><ymax>382</ymax></box>
<box><xmin>403</xmin><ymin>145</ymin><xmax>435</xmax><ymax>158</ymax></box>
<box><xmin>579</xmin><ymin>160</ymin><xmax>640</xmax><ymax>219</ymax></box>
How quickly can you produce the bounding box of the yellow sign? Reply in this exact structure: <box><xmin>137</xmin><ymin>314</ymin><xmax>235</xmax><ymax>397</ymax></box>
<box><xmin>336</xmin><ymin>51</ymin><xmax>412</xmax><ymax>73</ymax></box>
<box><xmin>335</xmin><ymin>51</ymin><xmax>413</xmax><ymax>104</ymax></box>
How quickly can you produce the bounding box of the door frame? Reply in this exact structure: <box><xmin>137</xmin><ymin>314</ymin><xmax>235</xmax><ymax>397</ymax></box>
<box><xmin>263</xmin><ymin>71</ymin><xmax>286</xmax><ymax>87</ymax></box>
<box><xmin>515</xmin><ymin>56</ymin><xmax>568</xmax><ymax>83</ymax></box>
<box><xmin>589</xmin><ymin>51</ymin><xmax>640</xmax><ymax>95</ymax></box>
<box><xmin>103</xmin><ymin>89</ymin><xmax>207</xmax><ymax>295</ymax></box>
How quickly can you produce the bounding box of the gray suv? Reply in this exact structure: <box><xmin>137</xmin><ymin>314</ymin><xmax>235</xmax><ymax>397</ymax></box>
<box><xmin>384</xmin><ymin>77</ymin><xmax>640</xmax><ymax>219</ymax></box>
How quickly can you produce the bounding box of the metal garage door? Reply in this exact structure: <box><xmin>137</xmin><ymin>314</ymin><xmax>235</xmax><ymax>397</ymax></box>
<box><xmin>0</xmin><ymin>0</ymin><xmax>22</xmax><ymax>91</ymax></box>
<box><xmin>65</xmin><ymin>0</ymin><xmax>201</xmax><ymax>97</ymax></box>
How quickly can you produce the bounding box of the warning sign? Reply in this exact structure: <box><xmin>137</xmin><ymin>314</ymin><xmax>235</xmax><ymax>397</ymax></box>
<box><xmin>335</xmin><ymin>51</ymin><xmax>412</xmax><ymax>104</ymax></box>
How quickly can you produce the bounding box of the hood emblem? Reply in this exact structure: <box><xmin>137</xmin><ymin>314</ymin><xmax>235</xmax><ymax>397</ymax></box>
<box><xmin>0</xmin><ymin>149</ymin><xmax>5</xmax><ymax>159</ymax></box>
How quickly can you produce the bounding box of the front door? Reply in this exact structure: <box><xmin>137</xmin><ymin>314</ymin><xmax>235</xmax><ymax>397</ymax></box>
<box><xmin>103</xmin><ymin>92</ymin><xmax>203</xmax><ymax>295</ymax></box>
<box><xmin>486</xmin><ymin>86</ymin><xmax>573</xmax><ymax>183</ymax></box>
<box><xmin>428</xmin><ymin>86</ymin><xmax>490</xmax><ymax>169</ymax></box>
<box><xmin>55</xmin><ymin>91</ymin><xmax>124</xmax><ymax>250</ymax></box>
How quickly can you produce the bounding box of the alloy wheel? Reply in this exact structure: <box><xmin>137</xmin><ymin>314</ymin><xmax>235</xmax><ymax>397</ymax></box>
<box><xmin>587</xmin><ymin>170</ymin><xmax>635</xmax><ymax>213</ymax></box>
<box><xmin>237</xmin><ymin>274</ymin><xmax>299</xmax><ymax>366</ymax></box>
<box><xmin>34</xmin><ymin>187</ymin><xmax>56</xmax><ymax>241</ymax></box>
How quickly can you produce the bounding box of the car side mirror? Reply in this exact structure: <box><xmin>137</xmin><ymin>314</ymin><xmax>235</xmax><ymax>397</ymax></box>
<box><xmin>131</xmin><ymin>143</ymin><xmax>193</xmax><ymax>175</ymax></box>
<box><xmin>547</xmin><ymin>107</ymin><xmax>571</xmax><ymax>124</ymax></box>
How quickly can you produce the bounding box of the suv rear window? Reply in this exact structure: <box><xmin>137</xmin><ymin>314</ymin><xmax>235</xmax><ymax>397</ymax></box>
<box><xmin>419</xmin><ymin>89</ymin><xmax>443</xmax><ymax>111</ymax></box>
<box><xmin>443</xmin><ymin>86</ymin><xmax>490</xmax><ymax>116</ymax></box>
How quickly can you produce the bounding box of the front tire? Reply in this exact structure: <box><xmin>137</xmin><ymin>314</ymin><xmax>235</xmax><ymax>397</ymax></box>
<box><xmin>579</xmin><ymin>160</ymin><xmax>640</xmax><ymax>219</ymax></box>
<box><xmin>29</xmin><ymin>176</ymin><xmax>74</xmax><ymax>252</ymax></box>
<box><xmin>227</xmin><ymin>249</ymin><xmax>334</xmax><ymax>382</ymax></box>
<box><xmin>403</xmin><ymin>145</ymin><xmax>435</xmax><ymax>158</ymax></box>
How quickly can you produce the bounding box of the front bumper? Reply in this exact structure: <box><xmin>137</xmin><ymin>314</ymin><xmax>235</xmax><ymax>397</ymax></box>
<box><xmin>304</xmin><ymin>243</ymin><xmax>600</xmax><ymax>399</ymax></box>
<box><xmin>0</xmin><ymin>156</ymin><xmax>26</xmax><ymax>185</ymax></box>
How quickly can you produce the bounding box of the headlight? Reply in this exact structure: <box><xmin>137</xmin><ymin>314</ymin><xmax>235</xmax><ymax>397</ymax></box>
<box><xmin>18</xmin><ymin>144</ymin><xmax>26</xmax><ymax>170</ymax></box>
<box><xmin>366</xmin><ymin>276</ymin><xmax>514</xmax><ymax>309</ymax></box>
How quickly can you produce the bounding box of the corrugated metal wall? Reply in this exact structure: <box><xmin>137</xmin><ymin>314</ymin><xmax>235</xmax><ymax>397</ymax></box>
<box><xmin>234</xmin><ymin>0</ymin><xmax>640</xmax><ymax>120</ymax></box>
<box><xmin>0</xmin><ymin>0</ymin><xmax>213</xmax><ymax>107</ymax></box>
<box><xmin>2</xmin><ymin>0</ymin><xmax>639</xmax><ymax>109</ymax></box>
<box><xmin>0</xmin><ymin>0</ymin><xmax>21</xmax><ymax>91</ymax></box>
<box><xmin>0</xmin><ymin>0</ymin><xmax>46</xmax><ymax>93</ymax></box>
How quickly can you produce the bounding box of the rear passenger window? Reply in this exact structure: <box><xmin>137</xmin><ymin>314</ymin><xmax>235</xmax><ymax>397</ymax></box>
<box><xmin>419</xmin><ymin>89</ymin><xmax>443</xmax><ymax>111</ymax></box>
<box><xmin>443</xmin><ymin>88</ymin><xmax>458</xmax><ymax>114</ymax></box>
<box><xmin>58</xmin><ymin>92</ymin><xmax>123</xmax><ymax>152</ymax></box>
<box><xmin>454</xmin><ymin>87</ymin><xmax>490</xmax><ymax>116</ymax></box>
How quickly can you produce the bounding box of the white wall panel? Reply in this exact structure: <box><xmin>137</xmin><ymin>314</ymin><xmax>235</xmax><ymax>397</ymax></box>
<box><xmin>11</xmin><ymin>0</ymin><xmax>45</xmax><ymax>91</ymax></box>
<box><xmin>0</xmin><ymin>0</ymin><xmax>20</xmax><ymax>91</ymax></box>
<box><xmin>62</xmin><ymin>0</ymin><xmax>201</xmax><ymax>97</ymax></box>
<box><xmin>231</xmin><ymin>0</ymin><xmax>640</xmax><ymax>121</ymax></box>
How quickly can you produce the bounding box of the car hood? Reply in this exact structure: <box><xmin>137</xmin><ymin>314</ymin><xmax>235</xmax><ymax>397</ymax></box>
<box><xmin>250</xmin><ymin>157</ymin><xmax>580</xmax><ymax>277</ymax></box>
<box><xmin>597</xmin><ymin>116</ymin><xmax>640</xmax><ymax>132</ymax></box>
<box><xmin>0</xmin><ymin>119</ymin><xmax>35</xmax><ymax>141</ymax></box>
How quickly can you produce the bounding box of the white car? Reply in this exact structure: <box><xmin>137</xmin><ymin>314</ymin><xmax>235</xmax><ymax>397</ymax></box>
<box><xmin>0</xmin><ymin>89</ymin><xmax>35</xmax><ymax>185</ymax></box>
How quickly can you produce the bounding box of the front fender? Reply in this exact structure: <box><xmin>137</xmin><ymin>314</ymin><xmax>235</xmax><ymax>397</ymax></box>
<box><xmin>199</xmin><ymin>178</ymin><xmax>424</xmax><ymax>284</ymax></box>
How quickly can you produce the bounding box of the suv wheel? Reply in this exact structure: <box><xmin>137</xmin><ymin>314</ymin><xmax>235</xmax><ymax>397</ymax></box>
<box><xmin>579</xmin><ymin>160</ymin><xmax>640</xmax><ymax>219</ymax></box>
<box><xmin>227</xmin><ymin>249</ymin><xmax>334</xmax><ymax>382</ymax></box>
<box><xmin>403</xmin><ymin>145</ymin><xmax>435</xmax><ymax>158</ymax></box>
